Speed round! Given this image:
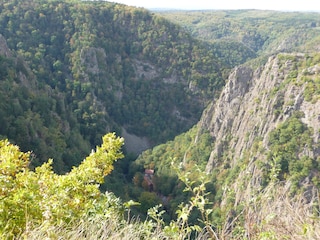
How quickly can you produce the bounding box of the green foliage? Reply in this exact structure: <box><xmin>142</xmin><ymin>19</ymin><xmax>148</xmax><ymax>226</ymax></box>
<box><xmin>1</xmin><ymin>137</ymin><xmax>319</xmax><ymax>239</ymax></box>
<box><xmin>0</xmin><ymin>50</ymin><xmax>92</xmax><ymax>172</ymax></box>
<box><xmin>129</xmin><ymin>126</ymin><xmax>214</xmax><ymax>219</ymax></box>
<box><xmin>146</xmin><ymin>163</ymin><xmax>216</xmax><ymax>239</ymax></box>
<box><xmin>304</xmin><ymin>76</ymin><xmax>320</xmax><ymax>102</ymax></box>
<box><xmin>0</xmin><ymin>133</ymin><xmax>123</xmax><ymax>237</ymax></box>
<box><xmin>265</xmin><ymin>112</ymin><xmax>317</xmax><ymax>190</ymax></box>
<box><xmin>138</xmin><ymin>192</ymin><xmax>161</xmax><ymax>214</ymax></box>
<box><xmin>159</xmin><ymin>10</ymin><xmax>320</xmax><ymax>56</ymax></box>
<box><xmin>0</xmin><ymin>138</ymin><xmax>220</xmax><ymax>239</ymax></box>
<box><xmin>1</xmin><ymin>2</ymin><xmax>320</xmax><ymax>238</ymax></box>
<box><xmin>0</xmin><ymin>0</ymin><xmax>228</xmax><ymax>167</ymax></box>
<box><xmin>135</xmin><ymin>126</ymin><xmax>212</xmax><ymax>175</ymax></box>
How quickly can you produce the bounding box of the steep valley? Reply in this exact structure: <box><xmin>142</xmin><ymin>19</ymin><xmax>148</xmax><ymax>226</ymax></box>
<box><xmin>0</xmin><ymin>1</ymin><xmax>320</xmax><ymax>238</ymax></box>
<box><xmin>134</xmin><ymin>52</ymin><xmax>320</xmax><ymax>238</ymax></box>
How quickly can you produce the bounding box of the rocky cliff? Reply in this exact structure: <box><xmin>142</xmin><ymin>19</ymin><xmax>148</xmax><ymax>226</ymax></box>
<box><xmin>193</xmin><ymin>53</ymin><xmax>320</xmax><ymax>238</ymax></box>
<box><xmin>125</xmin><ymin>51</ymin><xmax>320</xmax><ymax>239</ymax></box>
<box><xmin>0</xmin><ymin>34</ymin><xmax>12</xmax><ymax>57</ymax></box>
<box><xmin>200</xmin><ymin>53</ymin><xmax>320</xmax><ymax>174</ymax></box>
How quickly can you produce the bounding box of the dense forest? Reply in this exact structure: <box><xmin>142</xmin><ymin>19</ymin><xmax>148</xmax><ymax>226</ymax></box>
<box><xmin>0</xmin><ymin>0</ymin><xmax>234</xmax><ymax>171</ymax></box>
<box><xmin>159</xmin><ymin>10</ymin><xmax>320</xmax><ymax>54</ymax></box>
<box><xmin>1</xmin><ymin>0</ymin><xmax>320</xmax><ymax>239</ymax></box>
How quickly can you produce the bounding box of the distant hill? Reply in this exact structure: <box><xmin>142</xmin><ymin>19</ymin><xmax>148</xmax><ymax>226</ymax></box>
<box><xmin>158</xmin><ymin>10</ymin><xmax>320</xmax><ymax>55</ymax></box>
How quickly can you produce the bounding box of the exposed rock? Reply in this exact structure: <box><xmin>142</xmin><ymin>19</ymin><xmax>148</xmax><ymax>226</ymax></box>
<box><xmin>0</xmin><ymin>34</ymin><xmax>12</xmax><ymax>57</ymax></box>
<box><xmin>80</xmin><ymin>47</ymin><xmax>106</xmax><ymax>76</ymax></box>
<box><xmin>133</xmin><ymin>59</ymin><xmax>158</xmax><ymax>80</ymax></box>
<box><xmin>201</xmin><ymin>54</ymin><xmax>320</xmax><ymax>172</ymax></box>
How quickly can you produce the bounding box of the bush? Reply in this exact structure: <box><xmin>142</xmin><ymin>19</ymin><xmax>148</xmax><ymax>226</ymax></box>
<box><xmin>0</xmin><ymin>133</ymin><xmax>124</xmax><ymax>237</ymax></box>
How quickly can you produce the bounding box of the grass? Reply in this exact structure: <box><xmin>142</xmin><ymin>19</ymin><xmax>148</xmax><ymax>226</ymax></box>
<box><xmin>17</xmin><ymin>180</ymin><xmax>319</xmax><ymax>240</ymax></box>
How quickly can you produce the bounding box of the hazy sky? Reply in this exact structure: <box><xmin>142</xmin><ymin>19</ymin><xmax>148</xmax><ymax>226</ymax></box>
<box><xmin>110</xmin><ymin>0</ymin><xmax>320</xmax><ymax>12</ymax></box>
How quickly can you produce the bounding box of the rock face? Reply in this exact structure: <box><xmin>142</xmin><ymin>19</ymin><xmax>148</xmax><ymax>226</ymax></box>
<box><xmin>0</xmin><ymin>34</ymin><xmax>12</xmax><ymax>57</ymax></box>
<box><xmin>200</xmin><ymin>54</ymin><xmax>320</xmax><ymax>173</ymax></box>
<box><xmin>77</xmin><ymin>44</ymin><xmax>203</xmax><ymax>154</ymax></box>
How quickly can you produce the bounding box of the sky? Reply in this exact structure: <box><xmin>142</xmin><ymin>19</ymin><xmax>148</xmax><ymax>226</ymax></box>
<box><xmin>109</xmin><ymin>0</ymin><xmax>320</xmax><ymax>12</ymax></box>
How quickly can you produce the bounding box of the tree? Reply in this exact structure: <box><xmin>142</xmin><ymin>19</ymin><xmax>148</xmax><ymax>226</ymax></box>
<box><xmin>0</xmin><ymin>133</ymin><xmax>124</xmax><ymax>237</ymax></box>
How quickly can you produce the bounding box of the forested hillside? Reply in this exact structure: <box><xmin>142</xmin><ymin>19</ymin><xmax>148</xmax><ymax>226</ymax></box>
<box><xmin>134</xmin><ymin>52</ymin><xmax>320</xmax><ymax>239</ymax></box>
<box><xmin>1</xmin><ymin>1</ymin><xmax>320</xmax><ymax>239</ymax></box>
<box><xmin>131</xmin><ymin>9</ymin><xmax>320</xmax><ymax>239</ymax></box>
<box><xmin>0</xmin><ymin>0</ymin><xmax>230</xmax><ymax>171</ymax></box>
<box><xmin>159</xmin><ymin>10</ymin><xmax>320</xmax><ymax>55</ymax></box>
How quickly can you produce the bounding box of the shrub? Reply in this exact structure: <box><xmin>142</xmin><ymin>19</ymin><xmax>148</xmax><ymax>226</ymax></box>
<box><xmin>0</xmin><ymin>133</ymin><xmax>124</xmax><ymax>238</ymax></box>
